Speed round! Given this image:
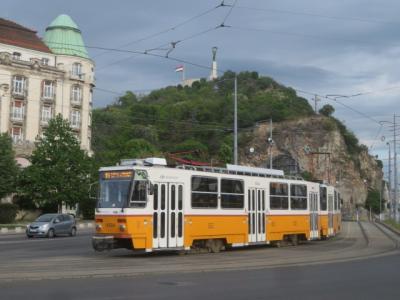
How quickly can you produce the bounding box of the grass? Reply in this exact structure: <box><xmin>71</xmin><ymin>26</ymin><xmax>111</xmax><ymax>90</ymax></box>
<box><xmin>384</xmin><ymin>219</ymin><xmax>400</xmax><ymax>231</ymax></box>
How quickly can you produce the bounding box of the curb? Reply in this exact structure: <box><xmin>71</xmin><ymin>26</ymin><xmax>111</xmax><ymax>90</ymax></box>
<box><xmin>0</xmin><ymin>222</ymin><xmax>94</xmax><ymax>235</ymax></box>
<box><xmin>376</xmin><ymin>220</ymin><xmax>400</xmax><ymax>236</ymax></box>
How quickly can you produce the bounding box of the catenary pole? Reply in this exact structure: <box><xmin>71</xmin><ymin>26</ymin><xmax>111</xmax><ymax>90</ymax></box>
<box><xmin>387</xmin><ymin>142</ymin><xmax>393</xmax><ymax>218</ymax></box>
<box><xmin>394</xmin><ymin>114</ymin><xmax>399</xmax><ymax>222</ymax></box>
<box><xmin>269</xmin><ymin>119</ymin><xmax>273</xmax><ymax>168</ymax></box>
<box><xmin>234</xmin><ymin>75</ymin><xmax>238</xmax><ymax>165</ymax></box>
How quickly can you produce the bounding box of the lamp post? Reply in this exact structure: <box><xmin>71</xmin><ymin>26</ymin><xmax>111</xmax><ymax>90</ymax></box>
<box><xmin>214</xmin><ymin>75</ymin><xmax>238</xmax><ymax>165</ymax></box>
<box><xmin>387</xmin><ymin>141</ymin><xmax>393</xmax><ymax>219</ymax></box>
<box><xmin>380</xmin><ymin>117</ymin><xmax>399</xmax><ymax>222</ymax></box>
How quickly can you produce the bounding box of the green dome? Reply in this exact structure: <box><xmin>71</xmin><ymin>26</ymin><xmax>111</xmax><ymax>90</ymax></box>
<box><xmin>44</xmin><ymin>14</ymin><xmax>89</xmax><ymax>59</ymax></box>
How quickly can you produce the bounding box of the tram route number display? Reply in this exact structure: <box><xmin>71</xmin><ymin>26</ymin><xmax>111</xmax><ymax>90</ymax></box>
<box><xmin>102</xmin><ymin>170</ymin><xmax>133</xmax><ymax>180</ymax></box>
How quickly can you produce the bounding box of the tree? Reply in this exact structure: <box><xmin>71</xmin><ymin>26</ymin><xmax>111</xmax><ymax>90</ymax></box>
<box><xmin>319</xmin><ymin>104</ymin><xmax>335</xmax><ymax>117</ymax></box>
<box><xmin>20</xmin><ymin>115</ymin><xmax>92</xmax><ymax>212</ymax></box>
<box><xmin>365</xmin><ymin>188</ymin><xmax>382</xmax><ymax>214</ymax></box>
<box><xmin>0</xmin><ymin>133</ymin><xmax>19</xmax><ymax>199</ymax></box>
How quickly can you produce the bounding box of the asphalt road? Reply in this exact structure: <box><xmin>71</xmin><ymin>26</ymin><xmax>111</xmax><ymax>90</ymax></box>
<box><xmin>0</xmin><ymin>221</ymin><xmax>399</xmax><ymax>300</ymax></box>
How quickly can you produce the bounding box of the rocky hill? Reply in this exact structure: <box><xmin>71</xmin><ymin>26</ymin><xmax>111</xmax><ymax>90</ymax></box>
<box><xmin>240</xmin><ymin>116</ymin><xmax>383</xmax><ymax>212</ymax></box>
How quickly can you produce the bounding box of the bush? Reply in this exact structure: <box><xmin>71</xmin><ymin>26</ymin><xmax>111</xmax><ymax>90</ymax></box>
<box><xmin>0</xmin><ymin>203</ymin><xmax>18</xmax><ymax>224</ymax></box>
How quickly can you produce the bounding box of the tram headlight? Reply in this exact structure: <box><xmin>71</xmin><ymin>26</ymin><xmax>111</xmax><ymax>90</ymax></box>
<box><xmin>95</xmin><ymin>224</ymin><xmax>102</xmax><ymax>231</ymax></box>
<box><xmin>119</xmin><ymin>224</ymin><xmax>126</xmax><ymax>232</ymax></box>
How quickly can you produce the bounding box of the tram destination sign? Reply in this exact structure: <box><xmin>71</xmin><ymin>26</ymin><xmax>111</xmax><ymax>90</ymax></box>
<box><xmin>102</xmin><ymin>170</ymin><xmax>133</xmax><ymax>180</ymax></box>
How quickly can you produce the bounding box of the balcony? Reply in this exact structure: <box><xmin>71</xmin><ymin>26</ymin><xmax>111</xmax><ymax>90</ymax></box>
<box><xmin>41</xmin><ymin>93</ymin><xmax>55</xmax><ymax>103</ymax></box>
<box><xmin>12</xmin><ymin>135</ymin><xmax>24</xmax><ymax>144</ymax></box>
<box><xmin>70</xmin><ymin>122</ymin><xmax>81</xmax><ymax>131</ymax></box>
<box><xmin>10</xmin><ymin>110</ymin><xmax>24</xmax><ymax>123</ymax></box>
<box><xmin>12</xmin><ymin>90</ymin><xmax>27</xmax><ymax>99</ymax></box>
<box><xmin>69</xmin><ymin>71</ymin><xmax>85</xmax><ymax>82</ymax></box>
<box><xmin>40</xmin><ymin>119</ymin><xmax>50</xmax><ymax>127</ymax></box>
<box><xmin>70</xmin><ymin>97</ymin><xmax>82</xmax><ymax>107</ymax></box>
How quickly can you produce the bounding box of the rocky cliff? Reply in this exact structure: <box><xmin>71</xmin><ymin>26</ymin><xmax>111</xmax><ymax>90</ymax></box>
<box><xmin>240</xmin><ymin>115</ymin><xmax>383</xmax><ymax>213</ymax></box>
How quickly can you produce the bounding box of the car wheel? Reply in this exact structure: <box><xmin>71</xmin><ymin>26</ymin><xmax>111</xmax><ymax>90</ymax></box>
<box><xmin>69</xmin><ymin>227</ymin><xmax>77</xmax><ymax>237</ymax></box>
<box><xmin>27</xmin><ymin>234</ymin><xmax>33</xmax><ymax>239</ymax></box>
<box><xmin>47</xmin><ymin>229</ymin><xmax>55</xmax><ymax>238</ymax></box>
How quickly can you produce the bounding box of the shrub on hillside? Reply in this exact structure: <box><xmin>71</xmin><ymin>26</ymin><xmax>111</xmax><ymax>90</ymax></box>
<box><xmin>0</xmin><ymin>203</ymin><xmax>18</xmax><ymax>224</ymax></box>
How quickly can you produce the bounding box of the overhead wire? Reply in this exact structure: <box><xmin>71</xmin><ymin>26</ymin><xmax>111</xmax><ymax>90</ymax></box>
<box><xmin>235</xmin><ymin>5</ymin><xmax>400</xmax><ymax>26</ymax></box>
<box><xmin>220</xmin><ymin>0</ymin><xmax>238</xmax><ymax>26</ymax></box>
<box><xmin>92</xmin><ymin>1</ymin><xmax>226</xmax><ymax>59</ymax></box>
<box><xmin>226</xmin><ymin>25</ymin><xmax>390</xmax><ymax>46</ymax></box>
<box><xmin>96</xmin><ymin>1</ymin><xmax>229</xmax><ymax>70</ymax></box>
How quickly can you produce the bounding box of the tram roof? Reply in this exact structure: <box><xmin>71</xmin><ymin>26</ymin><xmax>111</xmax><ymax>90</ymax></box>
<box><xmin>99</xmin><ymin>164</ymin><xmax>305</xmax><ymax>181</ymax></box>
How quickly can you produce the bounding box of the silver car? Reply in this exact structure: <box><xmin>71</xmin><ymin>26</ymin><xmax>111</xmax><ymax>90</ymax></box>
<box><xmin>26</xmin><ymin>213</ymin><xmax>77</xmax><ymax>238</ymax></box>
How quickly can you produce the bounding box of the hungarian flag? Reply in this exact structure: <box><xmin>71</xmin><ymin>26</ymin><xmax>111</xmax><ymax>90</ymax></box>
<box><xmin>175</xmin><ymin>65</ymin><xmax>184</xmax><ymax>72</ymax></box>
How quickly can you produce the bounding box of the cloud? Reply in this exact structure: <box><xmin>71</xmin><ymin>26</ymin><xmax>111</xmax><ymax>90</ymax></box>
<box><xmin>2</xmin><ymin>0</ymin><xmax>399</xmax><ymax>161</ymax></box>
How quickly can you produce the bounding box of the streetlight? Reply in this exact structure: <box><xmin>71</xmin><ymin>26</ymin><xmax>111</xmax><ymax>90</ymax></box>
<box><xmin>386</xmin><ymin>141</ymin><xmax>393</xmax><ymax>219</ymax></box>
<box><xmin>380</xmin><ymin>117</ymin><xmax>399</xmax><ymax>222</ymax></box>
<box><xmin>214</xmin><ymin>75</ymin><xmax>238</xmax><ymax>165</ymax></box>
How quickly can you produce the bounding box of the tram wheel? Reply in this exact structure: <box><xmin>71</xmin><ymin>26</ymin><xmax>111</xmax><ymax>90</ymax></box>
<box><xmin>290</xmin><ymin>235</ymin><xmax>299</xmax><ymax>246</ymax></box>
<box><xmin>206</xmin><ymin>239</ymin><xmax>223</xmax><ymax>253</ymax></box>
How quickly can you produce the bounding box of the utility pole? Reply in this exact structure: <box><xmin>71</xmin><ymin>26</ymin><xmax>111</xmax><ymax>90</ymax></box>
<box><xmin>268</xmin><ymin>119</ymin><xmax>273</xmax><ymax>169</ymax></box>
<box><xmin>313</xmin><ymin>95</ymin><xmax>320</xmax><ymax>113</ymax></box>
<box><xmin>234</xmin><ymin>76</ymin><xmax>238</xmax><ymax>165</ymax></box>
<box><xmin>394</xmin><ymin>114</ymin><xmax>399</xmax><ymax>222</ymax></box>
<box><xmin>379</xmin><ymin>180</ymin><xmax>382</xmax><ymax>220</ymax></box>
<box><xmin>387</xmin><ymin>142</ymin><xmax>392</xmax><ymax>218</ymax></box>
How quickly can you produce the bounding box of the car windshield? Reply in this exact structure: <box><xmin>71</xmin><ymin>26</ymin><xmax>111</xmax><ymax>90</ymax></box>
<box><xmin>35</xmin><ymin>214</ymin><xmax>56</xmax><ymax>222</ymax></box>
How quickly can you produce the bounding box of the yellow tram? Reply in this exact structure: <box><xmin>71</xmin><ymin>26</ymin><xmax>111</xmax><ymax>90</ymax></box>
<box><xmin>92</xmin><ymin>158</ymin><xmax>341</xmax><ymax>253</ymax></box>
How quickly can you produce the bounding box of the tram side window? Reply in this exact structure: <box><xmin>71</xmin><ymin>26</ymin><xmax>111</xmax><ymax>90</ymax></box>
<box><xmin>334</xmin><ymin>191</ymin><xmax>338</xmax><ymax>210</ymax></box>
<box><xmin>270</xmin><ymin>182</ymin><xmax>289</xmax><ymax>210</ymax></box>
<box><xmin>320</xmin><ymin>187</ymin><xmax>327</xmax><ymax>211</ymax></box>
<box><xmin>221</xmin><ymin>179</ymin><xmax>244</xmax><ymax>209</ymax></box>
<box><xmin>191</xmin><ymin>176</ymin><xmax>218</xmax><ymax>208</ymax></box>
<box><xmin>290</xmin><ymin>184</ymin><xmax>307</xmax><ymax>210</ymax></box>
<box><xmin>130</xmin><ymin>181</ymin><xmax>147</xmax><ymax>208</ymax></box>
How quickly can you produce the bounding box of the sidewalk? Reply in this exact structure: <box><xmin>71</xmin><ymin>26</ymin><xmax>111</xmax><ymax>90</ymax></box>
<box><xmin>0</xmin><ymin>221</ymin><xmax>94</xmax><ymax>235</ymax></box>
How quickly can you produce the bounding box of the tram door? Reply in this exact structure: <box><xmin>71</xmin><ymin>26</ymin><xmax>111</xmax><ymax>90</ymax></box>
<box><xmin>309</xmin><ymin>192</ymin><xmax>319</xmax><ymax>239</ymax></box>
<box><xmin>248</xmin><ymin>188</ymin><xmax>266</xmax><ymax>243</ymax></box>
<box><xmin>328</xmin><ymin>194</ymin><xmax>334</xmax><ymax>236</ymax></box>
<box><xmin>152</xmin><ymin>183</ymin><xmax>184</xmax><ymax>249</ymax></box>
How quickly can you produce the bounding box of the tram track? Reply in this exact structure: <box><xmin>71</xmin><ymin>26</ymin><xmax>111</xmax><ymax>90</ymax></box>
<box><xmin>0</xmin><ymin>221</ymin><xmax>398</xmax><ymax>282</ymax></box>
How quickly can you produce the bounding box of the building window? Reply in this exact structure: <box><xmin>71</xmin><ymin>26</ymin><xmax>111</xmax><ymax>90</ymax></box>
<box><xmin>221</xmin><ymin>179</ymin><xmax>244</xmax><ymax>209</ymax></box>
<box><xmin>11</xmin><ymin>127</ymin><xmax>23</xmax><ymax>143</ymax></box>
<box><xmin>70</xmin><ymin>110</ymin><xmax>81</xmax><ymax>128</ymax></box>
<box><xmin>11</xmin><ymin>100</ymin><xmax>25</xmax><ymax>120</ymax></box>
<box><xmin>41</xmin><ymin>58</ymin><xmax>49</xmax><ymax>66</ymax></box>
<box><xmin>71</xmin><ymin>85</ymin><xmax>82</xmax><ymax>103</ymax></box>
<box><xmin>191</xmin><ymin>176</ymin><xmax>218</xmax><ymax>208</ymax></box>
<box><xmin>290</xmin><ymin>184</ymin><xmax>307</xmax><ymax>210</ymax></box>
<box><xmin>270</xmin><ymin>182</ymin><xmax>289</xmax><ymax>210</ymax></box>
<box><xmin>12</xmin><ymin>52</ymin><xmax>21</xmax><ymax>60</ymax></box>
<box><xmin>12</xmin><ymin>75</ymin><xmax>27</xmax><ymax>96</ymax></box>
<box><xmin>42</xmin><ymin>80</ymin><xmax>55</xmax><ymax>99</ymax></box>
<box><xmin>41</xmin><ymin>106</ymin><xmax>52</xmax><ymax>123</ymax></box>
<box><xmin>72</xmin><ymin>63</ymin><xmax>82</xmax><ymax>76</ymax></box>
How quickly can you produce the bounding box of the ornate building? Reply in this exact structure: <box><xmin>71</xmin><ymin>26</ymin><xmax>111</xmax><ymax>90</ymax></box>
<box><xmin>0</xmin><ymin>15</ymin><xmax>94</xmax><ymax>157</ymax></box>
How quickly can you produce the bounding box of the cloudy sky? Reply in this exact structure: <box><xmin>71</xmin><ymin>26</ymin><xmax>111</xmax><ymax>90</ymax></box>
<box><xmin>3</xmin><ymin>0</ymin><xmax>400</xmax><ymax>175</ymax></box>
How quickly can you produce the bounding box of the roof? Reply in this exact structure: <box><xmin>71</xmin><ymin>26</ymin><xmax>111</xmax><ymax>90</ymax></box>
<box><xmin>0</xmin><ymin>18</ymin><xmax>52</xmax><ymax>53</ymax></box>
<box><xmin>43</xmin><ymin>14</ymin><xmax>89</xmax><ymax>59</ymax></box>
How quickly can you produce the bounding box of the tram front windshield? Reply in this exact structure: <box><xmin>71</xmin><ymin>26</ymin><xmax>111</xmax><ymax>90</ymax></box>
<box><xmin>98</xmin><ymin>170</ymin><xmax>134</xmax><ymax>208</ymax></box>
